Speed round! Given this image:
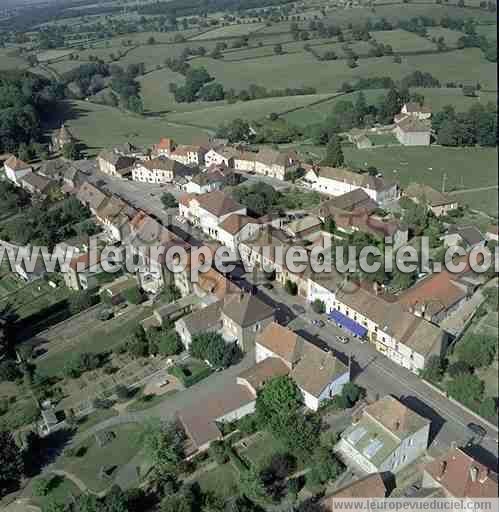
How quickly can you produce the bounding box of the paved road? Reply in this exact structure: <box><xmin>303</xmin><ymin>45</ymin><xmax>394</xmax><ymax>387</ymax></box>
<box><xmin>248</xmin><ymin>278</ymin><xmax>499</xmax><ymax>468</ymax></box>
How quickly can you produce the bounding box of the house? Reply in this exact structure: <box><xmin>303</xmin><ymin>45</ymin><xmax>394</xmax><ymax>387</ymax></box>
<box><xmin>113</xmin><ymin>142</ymin><xmax>147</xmax><ymax>159</ymax></box>
<box><xmin>315</xmin><ymin>189</ymin><xmax>379</xmax><ymax>219</ymax></box>
<box><xmin>217</xmin><ymin>214</ymin><xmax>263</xmax><ymax>255</ymax></box>
<box><xmin>152</xmin><ymin>137</ymin><xmax>176</xmax><ymax>158</ymax></box>
<box><xmin>132</xmin><ymin>157</ymin><xmax>189</xmax><ymax>184</ymax></box>
<box><xmin>304</xmin><ymin>166</ymin><xmax>400</xmax><ymax>206</ymax></box>
<box><xmin>221</xmin><ymin>292</ymin><xmax>274</xmax><ymax>351</ymax></box>
<box><xmin>36</xmin><ymin>158</ymin><xmax>73</xmax><ymax>183</ymax></box>
<box><xmin>253</xmin><ymin>148</ymin><xmax>299</xmax><ymax>180</ymax></box>
<box><xmin>76</xmin><ymin>182</ymin><xmax>108</xmax><ymax>215</ymax></box>
<box><xmin>95</xmin><ymin>195</ymin><xmax>137</xmax><ymax>241</ymax></box>
<box><xmin>183</xmin><ymin>169</ymin><xmax>225</xmax><ymax>194</ymax></box>
<box><xmin>170</xmin><ymin>144</ymin><xmax>207</xmax><ymax>167</ymax></box>
<box><xmin>442</xmin><ymin>226</ymin><xmax>486</xmax><ymax>251</ymax></box>
<box><xmin>63</xmin><ymin>251</ymin><xmax>108</xmax><ymax>291</ymax></box>
<box><xmin>336</xmin><ymin>395</ymin><xmax>430</xmax><ymax>474</ymax></box>
<box><xmin>404</xmin><ymin>183</ymin><xmax>459</xmax><ymax>217</ymax></box>
<box><xmin>399</xmin><ymin>102</ymin><xmax>432</xmax><ymax>120</ymax></box>
<box><xmin>397</xmin><ymin>270</ymin><xmax>471</xmax><ymax>325</ymax></box>
<box><xmin>50</xmin><ymin>123</ymin><xmax>75</xmax><ymax>153</ymax></box>
<box><xmin>255</xmin><ymin>322</ymin><xmax>350</xmax><ymax>410</ymax></box>
<box><xmin>4</xmin><ymin>156</ymin><xmax>32</xmax><ymax>185</ymax></box>
<box><xmin>485</xmin><ymin>225</ymin><xmax>499</xmax><ymax>242</ymax></box>
<box><xmin>394</xmin><ymin>117</ymin><xmax>431</xmax><ymax>146</ymax></box>
<box><xmin>324</xmin><ymin>282</ymin><xmax>448</xmax><ymax>373</ymax></box>
<box><xmin>233</xmin><ymin>151</ymin><xmax>257</xmax><ymax>172</ymax></box>
<box><xmin>175</xmin><ymin>301</ymin><xmax>222</xmax><ymax>350</ymax></box>
<box><xmin>20</xmin><ymin>172</ymin><xmax>55</xmax><ymax>196</ymax></box>
<box><xmin>178</xmin><ymin>190</ymin><xmax>247</xmax><ymax>238</ymax></box>
<box><xmin>320</xmin><ymin>473</ymin><xmax>388</xmax><ymax>511</ymax></box>
<box><xmin>422</xmin><ymin>447</ymin><xmax>498</xmax><ymax>499</ymax></box>
<box><xmin>97</xmin><ymin>150</ymin><xmax>135</xmax><ymax>178</ymax></box>
<box><xmin>194</xmin><ymin>267</ymin><xmax>242</xmax><ymax>303</ymax></box>
<box><xmin>13</xmin><ymin>256</ymin><xmax>46</xmax><ymax>282</ymax></box>
<box><xmin>204</xmin><ymin>146</ymin><xmax>239</xmax><ymax>168</ymax></box>
<box><xmin>284</xmin><ymin>215</ymin><xmax>322</xmax><ymax>239</ymax></box>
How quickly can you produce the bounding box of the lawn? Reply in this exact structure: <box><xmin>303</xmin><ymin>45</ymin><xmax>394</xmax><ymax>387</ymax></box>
<box><xmin>190</xmin><ymin>23</ymin><xmax>265</xmax><ymax>40</ymax></box>
<box><xmin>126</xmin><ymin>389</ymin><xmax>178</xmax><ymax>412</ymax></box>
<box><xmin>75</xmin><ymin>408</ymin><xmax>119</xmax><ymax>434</ymax></box>
<box><xmin>0</xmin><ymin>271</ymin><xmax>21</xmax><ymax>297</ymax></box>
<box><xmin>196</xmin><ymin>462</ymin><xmax>239</xmax><ymax>498</ymax></box>
<box><xmin>449</xmin><ymin>188</ymin><xmax>498</xmax><ymax>218</ymax></box>
<box><xmin>368</xmin><ymin>133</ymin><xmax>400</xmax><ymax>146</ymax></box>
<box><xmin>29</xmin><ymin>475</ymin><xmax>81</xmax><ymax>509</ymax></box>
<box><xmin>192</xmin><ymin>48</ymin><xmax>496</xmax><ymax>94</ymax></box>
<box><xmin>426</xmin><ymin>27</ymin><xmax>466</xmax><ymax>47</ymax></box>
<box><xmin>476</xmin><ymin>23</ymin><xmax>498</xmax><ymax>42</ymax></box>
<box><xmin>166</xmin><ymin>94</ymin><xmax>334</xmax><ymax>128</ymax></box>
<box><xmin>46</xmin><ymin>100</ymin><xmax>210</xmax><ymax>155</ymax></box>
<box><xmin>56</xmin><ymin>423</ymin><xmax>144</xmax><ymax>492</ymax></box>
<box><xmin>238</xmin><ymin>432</ymin><xmax>288</xmax><ymax>470</ymax></box>
<box><xmin>372</xmin><ymin>29</ymin><xmax>437</xmax><ymax>52</ymax></box>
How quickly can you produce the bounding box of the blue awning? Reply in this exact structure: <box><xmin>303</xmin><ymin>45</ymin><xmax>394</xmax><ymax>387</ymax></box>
<box><xmin>328</xmin><ymin>309</ymin><xmax>368</xmax><ymax>338</ymax></box>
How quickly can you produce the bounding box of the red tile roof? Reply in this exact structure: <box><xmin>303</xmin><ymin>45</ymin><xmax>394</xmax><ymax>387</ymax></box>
<box><xmin>321</xmin><ymin>474</ymin><xmax>387</xmax><ymax>510</ymax></box>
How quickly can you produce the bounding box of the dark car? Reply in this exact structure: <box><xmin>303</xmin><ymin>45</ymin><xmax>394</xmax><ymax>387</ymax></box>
<box><xmin>292</xmin><ymin>304</ymin><xmax>306</xmax><ymax>314</ymax></box>
<box><xmin>467</xmin><ymin>422</ymin><xmax>487</xmax><ymax>437</ymax></box>
<box><xmin>312</xmin><ymin>319</ymin><xmax>325</xmax><ymax>328</ymax></box>
<box><xmin>262</xmin><ymin>282</ymin><xmax>274</xmax><ymax>290</ymax></box>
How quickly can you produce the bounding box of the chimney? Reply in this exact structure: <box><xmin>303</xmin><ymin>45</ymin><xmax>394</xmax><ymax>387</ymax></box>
<box><xmin>470</xmin><ymin>466</ymin><xmax>479</xmax><ymax>482</ymax></box>
<box><xmin>479</xmin><ymin>468</ymin><xmax>489</xmax><ymax>484</ymax></box>
<box><xmin>438</xmin><ymin>461</ymin><xmax>447</xmax><ymax>479</ymax></box>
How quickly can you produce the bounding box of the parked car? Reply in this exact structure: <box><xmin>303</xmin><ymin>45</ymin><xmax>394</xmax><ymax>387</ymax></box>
<box><xmin>467</xmin><ymin>422</ymin><xmax>486</xmax><ymax>437</ymax></box>
<box><xmin>292</xmin><ymin>304</ymin><xmax>306</xmax><ymax>314</ymax></box>
<box><xmin>262</xmin><ymin>282</ymin><xmax>274</xmax><ymax>290</ymax></box>
<box><xmin>337</xmin><ymin>336</ymin><xmax>349</xmax><ymax>344</ymax></box>
<box><xmin>312</xmin><ymin>319</ymin><xmax>325</xmax><ymax>328</ymax></box>
<box><xmin>358</xmin><ymin>337</ymin><xmax>368</xmax><ymax>344</ymax></box>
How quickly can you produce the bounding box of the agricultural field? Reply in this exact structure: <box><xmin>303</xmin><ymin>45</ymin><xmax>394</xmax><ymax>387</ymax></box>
<box><xmin>0</xmin><ymin>48</ymin><xmax>28</xmax><ymax>70</ymax></box>
<box><xmin>426</xmin><ymin>27</ymin><xmax>466</xmax><ymax>47</ymax></box>
<box><xmin>372</xmin><ymin>29</ymin><xmax>437</xmax><ymax>52</ymax></box>
<box><xmin>189</xmin><ymin>22</ymin><xmax>266</xmax><ymax>40</ymax></box>
<box><xmin>476</xmin><ymin>23</ymin><xmax>498</xmax><ymax>41</ymax></box>
<box><xmin>48</xmin><ymin>100</ymin><xmax>209</xmax><ymax>154</ymax></box>
<box><xmin>37</xmin><ymin>49</ymin><xmax>74</xmax><ymax>62</ymax></box>
<box><xmin>166</xmin><ymin>94</ymin><xmax>335</xmax><ymax>128</ymax></box>
<box><xmin>284</xmin><ymin>88</ymin><xmax>496</xmax><ymax>127</ymax></box>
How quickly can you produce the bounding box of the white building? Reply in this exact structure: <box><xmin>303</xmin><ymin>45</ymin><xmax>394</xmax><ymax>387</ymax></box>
<box><xmin>394</xmin><ymin>117</ymin><xmax>431</xmax><ymax>146</ymax></box>
<box><xmin>304</xmin><ymin>166</ymin><xmax>400</xmax><ymax>206</ymax></box>
<box><xmin>400</xmin><ymin>102</ymin><xmax>432</xmax><ymax>120</ymax></box>
<box><xmin>4</xmin><ymin>156</ymin><xmax>32</xmax><ymax>185</ymax></box>
<box><xmin>336</xmin><ymin>395</ymin><xmax>430</xmax><ymax>474</ymax></box>
<box><xmin>183</xmin><ymin>169</ymin><xmax>225</xmax><ymax>195</ymax></box>
<box><xmin>170</xmin><ymin>145</ymin><xmax>207</xmax><ymax>167</ymax></box>
<box><xmin>255</xmin><ymin>322</ymin><xmax>350</xmax><ymax>411</ymax></box>
<box><xmin>178</xmin><ymin>190</ymin><xmax>247</xmax><ymax>238</ymax></box>
<box><xmin>132</xmin><ymin>157</ymin><xmax>188</xmax><ymax>184</ymax></box>
<box><xmin>204</xmin><ymin>146</ymin><xmax>239</xmax><ymax>168</ymax></box>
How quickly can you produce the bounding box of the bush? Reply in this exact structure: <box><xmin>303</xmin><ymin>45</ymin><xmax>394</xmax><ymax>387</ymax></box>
<box><xmin>285</xmin><ymin>280</ymin><xmax>298</xmax><ymax>296</ymax></box>
<box><xmin>123</xmin><ymin>286</ymin><xmax>143</xmax><ymax>305</ymax></box>
<box><xmin>33</xmin><ymin>477</ymin><xmax>53</xmax><ymax>497</ymax></box>
<box><xmin>311</xmin><ymin>299</ymin><xmax>325</xmax><ymax>314</ymax></box>
<box><xmin>209</xmin><ymin>440</ymin><xmax>229</xmax><ymax>464</ymax></box>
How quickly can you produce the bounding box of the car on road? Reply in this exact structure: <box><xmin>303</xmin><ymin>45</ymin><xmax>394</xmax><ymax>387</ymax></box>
<box><xmin>292</xmin><ymin>304</ymin><xmax>306</xmax><ymax>314</ymax></box>
<box><xmin>467</xmin><ymin>422</ymin><xmax>486</xmax><ymax>437</ymax></box>
<box><xmin>262</xmin><ymin>283</ymin><xmax>274</xmax><ymax>290</ymax></box>
<box><xmin>404</xmin><ymin>484</ymin><xmax>421</xmax><ymax>497</ymax></box>
<box><xmin>312</xmin><ymin>319</ymin><xmax>325</xmax><ymax>328</ymax></box>
<box><xmin>357</xmin><ymin>337</ymin><xmax>368</xmax><ymax>344</ymax></box>
<box><xmin>337</xmin><ymin>336</ymin><xmax>349</xmax><ymax>344</ymax></box>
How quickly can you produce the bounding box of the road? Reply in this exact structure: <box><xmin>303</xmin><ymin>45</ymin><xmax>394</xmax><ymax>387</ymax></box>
<box><xmin>242</xmin><ymin>274</ymin><xmax>499</xmax><ymax>468</ymax></box>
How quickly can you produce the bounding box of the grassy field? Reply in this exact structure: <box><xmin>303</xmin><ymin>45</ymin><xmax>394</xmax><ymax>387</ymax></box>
<box><xmin>426</xmin><ymin>27</ymin><xmax>466</xmax><ymax>47</ymax></box>
<box><xmin>190</xmin><ymin>23</ymin><xmax>265</xmax><ymax>40</ymax></box>
<box><xmin>476</xmin><ymin>23</ymin><xmax>498</xmax><ymax>41</ymax></box>
<box><xmin>0</xmin><ymin>48</ymin><xmax>28</xmax><ymax>70</ymax></box>
<box><xmin>55</xmin><ymin>423</ymin><xmax>143</xmax><ymax>492</ymax></box>
<box><xmin>448</xmin><ymin>188</ymin><xmax>499</xmax><ymax>218</ymax></box>
<box><xmin>29</xmin><ymin>475</ymin><xmax>81</xmax><ymax>509</ymax></box>
<box><xmin>196</xmin><ymin>462</ymin><xmax>239</xmax><ymax>498</ymax></box>
<box><xmin>37</xmin><ymin>49</ymin><xmax>74</xmax><ymax>62</ymax></box>
<box><xmin>238</xmin><ymin>432</ymin><xmax>288</xmax><ymax>470</ymax></box>
<box><xmin>47</xmin><ymin>100</ymin><xmax>209</xmax><ymax>155</ymax></box>
<box><xmin>166</xmin><ymin>94</ymin><xmax>335</xmax><ymax>128</ymax></box>
<box><xmin>372</xmin><ymin>29</ymin><xmax>437</xmax><ymax>52</ymax></box>
<box><xmin>283</xmin><ymin>88</ymin><xmax>495</xmax><ymax>127</ymax></box>
<box><xmin>190</xmin><ymin>48</ymin><xmax>496</xmax><ymax>94</ymax></box>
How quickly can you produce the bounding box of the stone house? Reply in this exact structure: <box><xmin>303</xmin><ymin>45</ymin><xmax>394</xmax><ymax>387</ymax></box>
<box><xmin>170</xmin><ymin>144</ymin><xmax>207</xmax><ymax>167</ymax></box>
<box><xmin>394</xmin><ymin>117</ymin><xmax>431</xmax><ymax>146</ymax></box>
<box><xmin>4</xmin><ymin>156</ymin><xmax>32</xmax><ymax>185</ymax></box>
<box><xmin>20</xmin><ymin>172</ymin><xmax>55</xmax><ymax>197</ymax></box>
<box><xmin>132</xmin><ymin>157</ymin><xmax>189</xmax><ymax>184</ymax></box>
<box><xmin>97</xmin><ymin>150</ymin><xmax>135</xmax><ymax>178</ymax></box>
<box><xmin>336</xmin><ymin>395</ymin><xmax>430</xmax><ymax>474</ymax></box>
<box><xmin>404</xmin><ymin>183</ymin><xmax>459</xmax><ymax>217</ymax></box>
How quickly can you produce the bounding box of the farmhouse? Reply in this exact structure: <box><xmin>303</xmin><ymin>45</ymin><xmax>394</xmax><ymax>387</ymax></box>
<box><xmin>394</xmin><ymin>116</ymin><xmax>431</xmax><ymax>146</ymax></box>
<box><xmin>97</xmin><ymin>150</ymin><xmax>135</xmax><ymax>178</ymax></box>
<box><xmin>336</xmin><ymin>395</ymin><xmax>430</xmax><ymax>474</ymax></box>
<box><xmin>304</xmin><ymin>166</ymin><xmax>400</xmax><ymax>205</ymax></box>
<box><xmin>132</xmin><ymin>157</ymin><xmax>189</xmax><ymax>184</ymax></box>
<box><xmin>95</xmin><ymin>195</ymin><xmax>137</xmax><ymax>241</ymax></box>
<box><xmin>204</xmin><ymin>146</ymin><xmax>239</xmax><ymax>168</ymax></box>
<box><xmin>4</xmin><ymin>155</ymin><xmax>32</xmax><ymax>185</ymax></box>
<box><xmin>315</xmin><ymin>189</ymin><xmax>379</xmax><ymax>219</ymax></box>
<box><xmin>441</xmin><ymin>225</ymin><xmax>485</xmax><ymax>251</ymax></box>
<box><xmin>253</xmin><ymin>148</ymin><xmax>299</xmax><ymax>180</ymax></box>
<box><xmin>422</xmin><ymin>447</ymin><xmax>498</xmax><ymax>499</ymax></box>
<box><xmin>170</xmin><ymin>144</ymin><xmax>208</xmax><ymax>166</ymax></box>
<box><xmin>255</xmin><ymin>322</ymin><xmax>350</xmax><ymax>411</ymax></box>
<box><xmin>404</xmin><ymin>183</ymin><xmax>459</xmax><ymax>217</ymax></box>
<box><xmin>183</xmin><ymin>169</ymin><xmax>225</xmax><ymax>194</ymax></box>
<box><xmin>179</xmin><ymin>190</ymin><xmax>247</xmax><ymax>238</ymax></box>
<box><xmin>152</xmin><ymin>137</ymin><xmax>176</xmax><ymax>158</ymax></box>
<box><xmin>20</xmin><ymin>172</ymin><xmax>55</xmax><ymax>196</ymax></box>
<box><xmin>76</xmin><ymin>181</ymin><xmax>108</xmax><ymax>215</ymax></box>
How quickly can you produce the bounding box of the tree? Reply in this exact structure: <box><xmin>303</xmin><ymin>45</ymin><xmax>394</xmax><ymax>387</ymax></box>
<box><xmin>456</xmin><ymin>334</ymin><xmax>497</xmax><ymax>369</ymax></box>
<box><xmin>115</xmin><ymin>384</ymin><xmax>130</xmax><ymax>402</ymax></box>
<box><xmin>216</xmin><ymin>118</ymin><xmax>251</xmax><ymax>143</ymax></box>
<box><xmin>341</xmin><ymin>382</ymin><xmax>363</xmax><ymax>406</ymax></box>
<box><xmin>141</xmin><ymin>420</ymin><xmax>185</xmax><ymax>472</ymax></box>
<box><xmin>62</xmin><ymin>141</ymin><xmax>81</xmax><ymax>160</ymax></box>
<box><xmin>0</xmin><ymin>360</ymin><xmax>21</xmax><ymax>382</ymax></box>
<box><xmin>161</xmin><ymin>192</ymin><xmax>178</xmax><ymax>209</ymax></box>
<box><xmin>323</xmin><ymin>216</ymin><xmax>336</xmax><ymax>234</ymax></box>
<box><xmin>307</xmin><ymin>446</ymin><xmax>344</xmax><ymax>485</ymax></box>
<box><xmin>199</xmin><ymin>82</ymin><xmax>225</xmax><ymax>102</ymax></box>
<box><xmin>284</xmin><ymin>279</ymin><xmax>298</xmax><ymax>296</ymax></box>
<box><xmin>68</xmin><ymin>290</ymin><xmax>97</xmax><ymax>315</ymax></box>
<box><xmin>0</xmin><ymin>431</ymin><xmax>24</xmax><ymax>497</ymax></box>
<box><xmin>322</xmin><ymin>136</ymin><xmax>344</xmax><ymax>167</ymax></box>
<box><xmin>311</xmin><ymin>299</ymin><xmax>325</xmax><ymax>314</ymax></box>
<box><xmin>447</xmin><ymin>373</ymin><xmax>484</xmax><ymax>409</ymax></box>
<box><xmin>240</xmin><ymin>467</ymin><xmax>268</xmax><ymax>503</ymax></box>
<box><xmin>209</xmin><ymin>440</ymin><xmax>228</xmax><ymax>464</ymax></box>
<box><xmin>420</xmin><ymin>355</ymin><xmax>445</xmax><ymax>383</ymax></box>
<box><xmin>274</xmin><ymin>43</ymin><xmax>283</xmax><ymax>55</ymax></box>
<box><xmin>33</xmin><ymin>476</ymin><xmax>53</xmax><ymax>497</ymax></box>
<box><xmin>447</xmin><ymin>360</ymin><xmax>471</xmax><ymax>378</ymax></box>
<box><xmin>123</xmin><ymin>286</ymin><xmax>143</xmax><ymax>305</ymax></box>
<box><xmin>190</xmin><ymin>332</ymin><xmax>227</xmax><ymax>368</ymax></box>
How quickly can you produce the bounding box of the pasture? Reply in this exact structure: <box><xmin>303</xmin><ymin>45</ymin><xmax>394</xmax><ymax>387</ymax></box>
<box><xmin>426</xmin><ymin>27</ymin><xmax>466</xmax><ymax>47</ymax></box>
<box><xmin>48</xmin><ymin>100</ymin><xmax>209</xmax><ymax>155</ymax></box>
<box><xmin>37</xmin><ymin>49</ymin><xmax>74</xmax><ymax>62</ymax></box>
<box><xmin>0</xmin><ymin>48</ymin><xmax>27</xmax><ymax>70</ymax></box>
<box><xmin>166</xmin><ymin>94</ymin><xmax>336</xmax><ymax>128</ymax></box>
<box><xmin>372</xmin><ymin>29</ymin><xmax>437</xmax><ymax>52</ymax></box>
<box><xmin>189</xmin><ymin>22</ymin><xmax>265</xmax><ymax>40</ymax></box>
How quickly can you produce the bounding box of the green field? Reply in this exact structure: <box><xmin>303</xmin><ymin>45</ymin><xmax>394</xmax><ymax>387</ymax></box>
<box><xmin>55</xmin><ymin>423</ymin><xmax>143</xmax><ymax>492</ymax></box>
<box><xmin>37</xmin><ymin>49</ymin><xmax>74</xmax><ymax>62</ymax></box>
<box><xmin>29</xmin><ymin>475</ymin><xmax>81</xmax><ymax>509</ymax></box>
<box><xmin>0</xmin><ymin>48</ymin><xmax>28</xmax><ymax>70</ymax></box>
<box><xmin>196</xmin><ymin>462</ymin><xmax>239</xmax><ymax>498</ymax></box>
<box><xmin>167</xmin><ymin>94</ymin><xmax>335</xmax><ymax>127</ymax></box>
<box><xmin>47</xmin><ymin>100</ymin><xmax>209</xmax><ymax>154</ymax></box>
<box><xmin>476</xmin><ymin>23</ymin><xmax>498</xmax><ymax>41</ymax></box>
<box><xmin>426</xmin><ymin>27</ymin><xmax>466</xmax><ymax>47</ymax></box>
<box><xmin>372</xmin><ymin>29</ymin><xmax>437</xmax><ymax>52</ymax></box>
<box><xmin>283</xmin><ymin>88</ymin><xmax>496</xmax><ymax>127</ymax></box>
<box><xmin>190</xmin><ymin>48</ymin><xmax>496</xmax><ymax>94</ymax></box>
<box><xmin>190</xmin><ymin>23</ymin><xmax>265</xmax><ymax>40</ymax></box>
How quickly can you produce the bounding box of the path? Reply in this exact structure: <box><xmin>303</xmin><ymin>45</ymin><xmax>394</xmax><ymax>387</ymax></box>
<box><xmin>449</xmin><ymin>184</ymin><xmax>499</xmax><ymax>195</ymax></box>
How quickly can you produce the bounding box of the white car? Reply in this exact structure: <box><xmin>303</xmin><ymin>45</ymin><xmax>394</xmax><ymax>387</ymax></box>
<box><xmin>358</xmin><ymin>337</ymin><xmax>368</xmax><ymax>345</ymax></box>
<box><xmin>337</xmin><ymin>336</ymin><xmax>349</xmax><ymax>344</ymax></box>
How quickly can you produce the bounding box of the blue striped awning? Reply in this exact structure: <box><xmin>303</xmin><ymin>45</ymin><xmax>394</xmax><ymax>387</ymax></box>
<box><xmin>328</xmin><ymin>309</ymin><xmax>367</xmax><ymax>338</ymax></box>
